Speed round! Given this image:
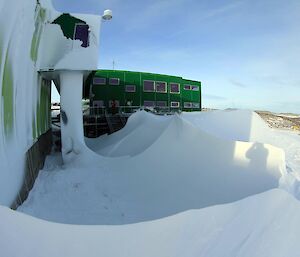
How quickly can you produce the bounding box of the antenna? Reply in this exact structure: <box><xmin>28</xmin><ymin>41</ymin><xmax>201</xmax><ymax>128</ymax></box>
<box><xmin>113</xmin><ymin>60</ymin><xmax>115</xmax><ymax>70</ymax></box>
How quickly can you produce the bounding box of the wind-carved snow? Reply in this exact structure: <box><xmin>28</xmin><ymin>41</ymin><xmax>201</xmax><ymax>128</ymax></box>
<box><xmin>1</xmin><ymin>109</ymin><xmax>300</xmax><ymax>257</ymax></box>
<box><xmin>18</xmin><ymin>110</ymin><xmax>288</xmax><ymax>225</ymax></box>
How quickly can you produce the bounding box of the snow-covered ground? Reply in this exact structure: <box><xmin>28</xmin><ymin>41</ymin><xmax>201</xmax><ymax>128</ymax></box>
<box><xmin>2</xmin><ymin>189</ymin><xmax>300</xmax><ymax>257</ymax></box>
<box><xmin>2</xmin><ymin>109</ymin><xmax>300</xmax><ymax>256</ymax></box>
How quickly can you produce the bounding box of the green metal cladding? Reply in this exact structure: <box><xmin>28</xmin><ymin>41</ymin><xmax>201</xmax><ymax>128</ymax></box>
<box><xmin>1</xmin><ymin>41</ymin><xmax>14</xmax><ymax>138</ymax></box>
<box><xmin>32</xmin><ymin>78</ymin><xmax>51</xmax><ymax>140</ymax></box>
<box><xmin>87</xmin><ymin>70</ymin><xmax>202</xmax><ymax>111</ymax></box>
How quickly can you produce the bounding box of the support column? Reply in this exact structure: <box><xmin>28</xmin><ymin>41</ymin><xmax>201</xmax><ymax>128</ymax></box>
<box><xmin>59</xmin><ymin>70</ymin><xmax>85</xmax><ymax>163</ymax></box>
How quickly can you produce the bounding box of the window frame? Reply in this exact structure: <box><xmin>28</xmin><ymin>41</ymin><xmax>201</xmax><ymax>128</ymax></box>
<box><xmin>191</xmin><ymin>85</ymin><xmax>199</xmax><ymax>91</ymax></box>
<box><xmin>143</xmin><ymin>100</ymin><xmax>155</xmax><ymax>107</ymax></box>
<box><xmin>156</xmin><ymin>101</ymin><xmax>167</xmax><ymax>107</ymax></box>
<box><xmin>155</xmin><ymin>81</ymin><xmax>167</xmax><ymax>93</ymax></box>
<box><xmin>184</xmin><ymin>102</ymin><xmax>193</xmax><ymax>108</ymax></box>
<box><xmin>109</xmin><ymin>78</ymin><xmax>120</xmax><ymax>86</ymax></box>
<box><xmin>170</xmin><ymin>82</ymin><xmax>180</xmax><ymax>94</ymax></box>
<box><xmin>184</xmin><ymin>84</ymin><xmax>191</xmax><ymax>90</ymax></box>
<box><xmin>192</xmin><ymin>102</ymin><xmax>200</xmax><ymax>108</ymax></box>
<box><xmin>93</xmin><ymin>77</ymin><xmax>106</xmax><ymax>85</ymax></box>
<box><xmin>170</xmin><ymin>101</ymin><xmax>180</xmax><ymax>108</ymax></box>
<box><xmin>125</xmin><ymin>85</ymin><xmax>136</xmax><ymax>93</ymax></box>
<box><xmin>143</xmin><ymin>80</ymin><xmax>155</xmax><ymax>92</ymax></box>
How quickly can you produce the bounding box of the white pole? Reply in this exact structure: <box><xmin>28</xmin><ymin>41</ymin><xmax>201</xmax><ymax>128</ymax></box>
<box><xmin>59</xmin><ymin>70</ymin><xmax>85</xmax><ymax>163</ymax></box>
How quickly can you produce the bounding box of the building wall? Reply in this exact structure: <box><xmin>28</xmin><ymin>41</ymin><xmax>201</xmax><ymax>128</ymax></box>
<box><xmin>0</xmin><ymin>0</ymin><xmax>52</xmax><ymax>207</ymax></box>
<box><xmin>90</xmin><ymin>70</ymin><xmax>202</xmax><ymax>111</ymax></box>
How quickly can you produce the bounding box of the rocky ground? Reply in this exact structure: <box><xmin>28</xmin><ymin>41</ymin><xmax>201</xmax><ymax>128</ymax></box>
<box><xmin>202</xmin><ymin>108</ymin><xmax>300</xmax><ymax>133</ymax></box>
<box><xmin>256</xmin><ymin>111</ymin><xmax>300</xmax><ymax>132</ymax></box>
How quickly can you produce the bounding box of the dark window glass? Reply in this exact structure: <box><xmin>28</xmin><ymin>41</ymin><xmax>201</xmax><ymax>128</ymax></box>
<box><xmin>144</xmin><ymin>101</ymin><xmax>155</xmax><ymax>107</ymax></box>
<box><xmin>191</xmin><ymin>85</ymin><xmax>199</xmax><ymax>91</ymax></box>
<box><xmin>93</xmin><ymin>77</ymin><xmax>106</xmax><ymax>85</ymax></box>
<box><xmin>93</xmin><ymin>100</ymin><xmax>104</xmax><ymax>107</ymax></box>
<box><xmin>156</xmin><ymin>82</ymin><xmax>167</xmax><ymax>93</ymax></box>
<box><xmin>184</xmin><ymin>84</ymin><xmax>191</xmax><ymax>90</ymax></box>
<box><xmin>74</xmin><ymin>24</ymin><xmax>89</xmax><ymax>48</ymax></box>
<box><xmin>125</xmin><ymin>85</ymin><xmax>136</xmax><ymax>92</ymax></box>
<box><xmin>192</xmin><ymin>103</ymin><xmax>200</xmax><ymax>108</ymax></box>
<box><xmin>184</xmin><ymin>102</ymin><xmax>192</xmax><ymax>108</ymax></box>
<box><xmin>156</xmin><ymin>101</ymin><xmax>167</xmax><ymax>107</ymax></box>
<box><xmin>171</xmin><ymin>102</ymin><xmax>180</xmax><ymax>108</ymax></box>
<box><xmin>143</xmin><ymin>81</ymin><xmax>155</xmax><ymax>92</ymax></box>
<box><xmin>109</xmin><ymin>78</ymin><xmax>120</xmax><ymax>85</ymax></box>
<box><xmin>170</xmin><ymin>83</ymin><xmax>180</xmax><ymax>93</ymax></box>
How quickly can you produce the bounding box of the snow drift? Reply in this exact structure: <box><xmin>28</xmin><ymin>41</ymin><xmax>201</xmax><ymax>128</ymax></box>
<box><xmin>4</xmin><ymin>189</ymin><xmax>300</xmax><ymax>257</ymax></box>
<box><xmin>19</xmin><ymin>110</ymin><xmax>286</xmax><ymax>224</ymax></box>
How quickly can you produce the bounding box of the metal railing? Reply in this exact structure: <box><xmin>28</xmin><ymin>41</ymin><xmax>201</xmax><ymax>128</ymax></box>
<box><xmin>84</xmin><ymin>105</ymin><xmax>183</xmax><ymax>117</ymax></box>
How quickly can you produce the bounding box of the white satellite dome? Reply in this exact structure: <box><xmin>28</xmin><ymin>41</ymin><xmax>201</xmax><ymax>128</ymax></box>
<box><xmin>102</xmin><ymin>9</ymin><xmax>112</xmax><ymax>20</ymax></box>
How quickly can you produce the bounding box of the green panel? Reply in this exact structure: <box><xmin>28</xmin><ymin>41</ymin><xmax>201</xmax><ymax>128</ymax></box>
<box><xmin>154</xmin><ymin>74</ymin><xmax>169</xmax><ymax>106</ymax></box>
<box><xmin>90</xmin><ymin>70</ymin><xmax>202</xmax><ymax>112</ymax></box>
<box><xmin>124</xmin><ymin>71</ymin><xmax>141</xmax><ymax>106</ymax></box>
<box><xmin>106</xmin><ymin>70</ymin><xmax>125</xmax><ymax>106</ymax></box>
<box><xmin>33</xmin><ymin>78</ymin><xmax>51</xmax><ymax>140</ymax></box>
<box><xmin>30</xmin><ymin>6</ymin><xmax>46</xmax><ymax>62</ymax></box>
<box><xmin>169</xmin><ymin>76</ymin><xmax>182</xmax><ymax>108</ymax></box>
<box><xmin>141</xmin><ymin>73</ymin><xmax>156</xmax><ymax>106</ymax></box>
<box><xmin>191</xmin><ymin>82</ymin><xmax>201</xmax><ymax>110</ymax></box>
<box><xmin>181</xmin><ymin>79</ymin><xmax>192</xmax><ymax>111</ymax></box>
<box><xmin>93</xmin><ymin>70</ymin><xmax>109</xmax><ymax>106</ymax></box>
<box><xmin>2</xmin><ymin>47</ymin><xmax>14</xmax><ymax>138</ymax></box>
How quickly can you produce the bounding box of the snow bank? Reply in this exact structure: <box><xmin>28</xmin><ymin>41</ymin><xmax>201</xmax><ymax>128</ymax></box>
<box><xmin>181</xmin><ymin>109</ymin><xmax>271</xmax><ymax>142</ymax></box>
<box><xmin>5</xmin><ymin>189</ymin><xmax>300</xmax><ymax>257</ymax></box>
<box><xmin>181</xmin><ymin>110</ymin><xmax>300</xmax><ymax>198</ymax></box>
<box><xmin>85</xmin><ymin>111</ymin><xmax>172</xmax><ymax>156</ymax></box>
<box><xmin>19</xmin><ymin>110</ymin><xmax>285</xmax><ymax>224</ymax></box>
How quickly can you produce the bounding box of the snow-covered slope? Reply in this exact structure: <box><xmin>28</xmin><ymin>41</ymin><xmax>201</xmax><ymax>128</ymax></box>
<box><xmin>4</xmin><ymin>189</ymin><xmax>300</xmax><ymax>257</ymax></box>
<box><xmin>18</xmin><ymin>110</ymin><xmax>286</xmax><ymax>224</ymax></box>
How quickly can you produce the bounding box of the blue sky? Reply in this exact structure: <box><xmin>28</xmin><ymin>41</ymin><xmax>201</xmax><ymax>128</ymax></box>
<box><xmin>52</xmin><ymin>0</ymin><xmax>300</xmax><ymax>114</ymax></box>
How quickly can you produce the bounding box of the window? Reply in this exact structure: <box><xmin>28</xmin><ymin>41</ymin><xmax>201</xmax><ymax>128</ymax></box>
<box><xmin>74</xmin><ymin>24</ymin><xmax>89</xmax><ymax>48</ymax></box>
<box><xmin>156</xmin><ymin>101</ymin><xmax>167</xmax><ymax>107</ymax></box>
<box><xmin>144</xmin><ymin>101</ymin><xmax>155</xmax><ymax>107</ymax></box>
<box><xmin>125</xmin><ymin>85</ymin><xmax>136</xmax><ymax>93</ymax></box>
<box><xmin>93</xmin><ymin>77</ymin><xmax>106</xmax><ymax>85</ymax></box>
<box><xmin>109</xmin><ymin>78</ymin><xmax>120</xmax><ymax>85</ymax></box>
<box><xmin>170</xmin><ymin>83</ymin><xmax>180</xmax><ymax>94</ymax></box>
<box><xmin>184</xmin><ymin>84</ymin><xmax>191</xmax><ymax>90</ymax></box>
<box><xmin>109</xmin><ymin>100</ymin><xmax>120</xmax><ymax>107</ymax></box>
<box><xmin>171</xmin><ymin>101</ymin><xmax>180</xmax><ymax>108</ymax></box>
<box><xmin>192</xmin><ymin>103</ymin><xmax>200</xmax><ymax>108</ymax></box>
<box><xmin>93</xmin><ymin>100</ymin><xmax>104</xmax><ymax>107</ymax></box>
<box><xmin>143</xmin><ymin>80</ymin><xmax>155</xmax><ymax>92</ymax></box>
<box><xmin>155</xmin><ymin>81</ymin><xmax>167</xmax><ymax>93</ymax></box>
<box><xmin>184</xmin><ymin>102</ymin><xmax>192</xmax><ymax>108</ymax></box>
<box><xmin>191</xmin><ymin>85</ymin><xmax>199</xmax><ymax>91</ymax></box>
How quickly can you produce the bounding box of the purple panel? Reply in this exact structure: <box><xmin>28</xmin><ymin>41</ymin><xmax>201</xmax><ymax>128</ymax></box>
<box><xmin>144</xmin><ymin>101</ymin><xmax>155</xmax><ymax>107</ymax></box>
<box><xmin>125</xmin><ymin>85</ymin><xmax>136</xmax><ymax>92</ymax></box>
<box><xmin>143</xmin><ymin>81</ymin><xmax>155</xmax><ymax>92</ymax></box>
<box><xmin>156</xmin><ymin>101</ymin><xmax>167</xmax><ymax>107</ymax></box>
<box><xmin>74</xmin><ymin>24</ymin><xmax>89</xmax><ymax>48</ymax></box>
<box><xmin>170</xmin><ymin>83</ymin><xmax>180</xmax><ymax>93</ymax></box>
<box><xmin>184</xmin><ymin>84</ymin><xmax>191</xmax><ymax>90</ymax></box>
<box><xmin>156</xmin><ymin>82</ymin><xmax>167</xmax><ymax>93</ymax></box>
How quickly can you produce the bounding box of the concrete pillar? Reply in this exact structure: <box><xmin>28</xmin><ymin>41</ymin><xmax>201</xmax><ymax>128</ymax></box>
<box><xmin>59</xmin><ymin>70</ymin><xmax>84</xmax><ymax>163</ymax></box>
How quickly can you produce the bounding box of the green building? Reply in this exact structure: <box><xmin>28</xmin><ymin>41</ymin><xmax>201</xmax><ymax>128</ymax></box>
<box><xmin>85</xmin><ymin>70</ymin><xmax>202</xmax><ymax>113</ymax></box>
